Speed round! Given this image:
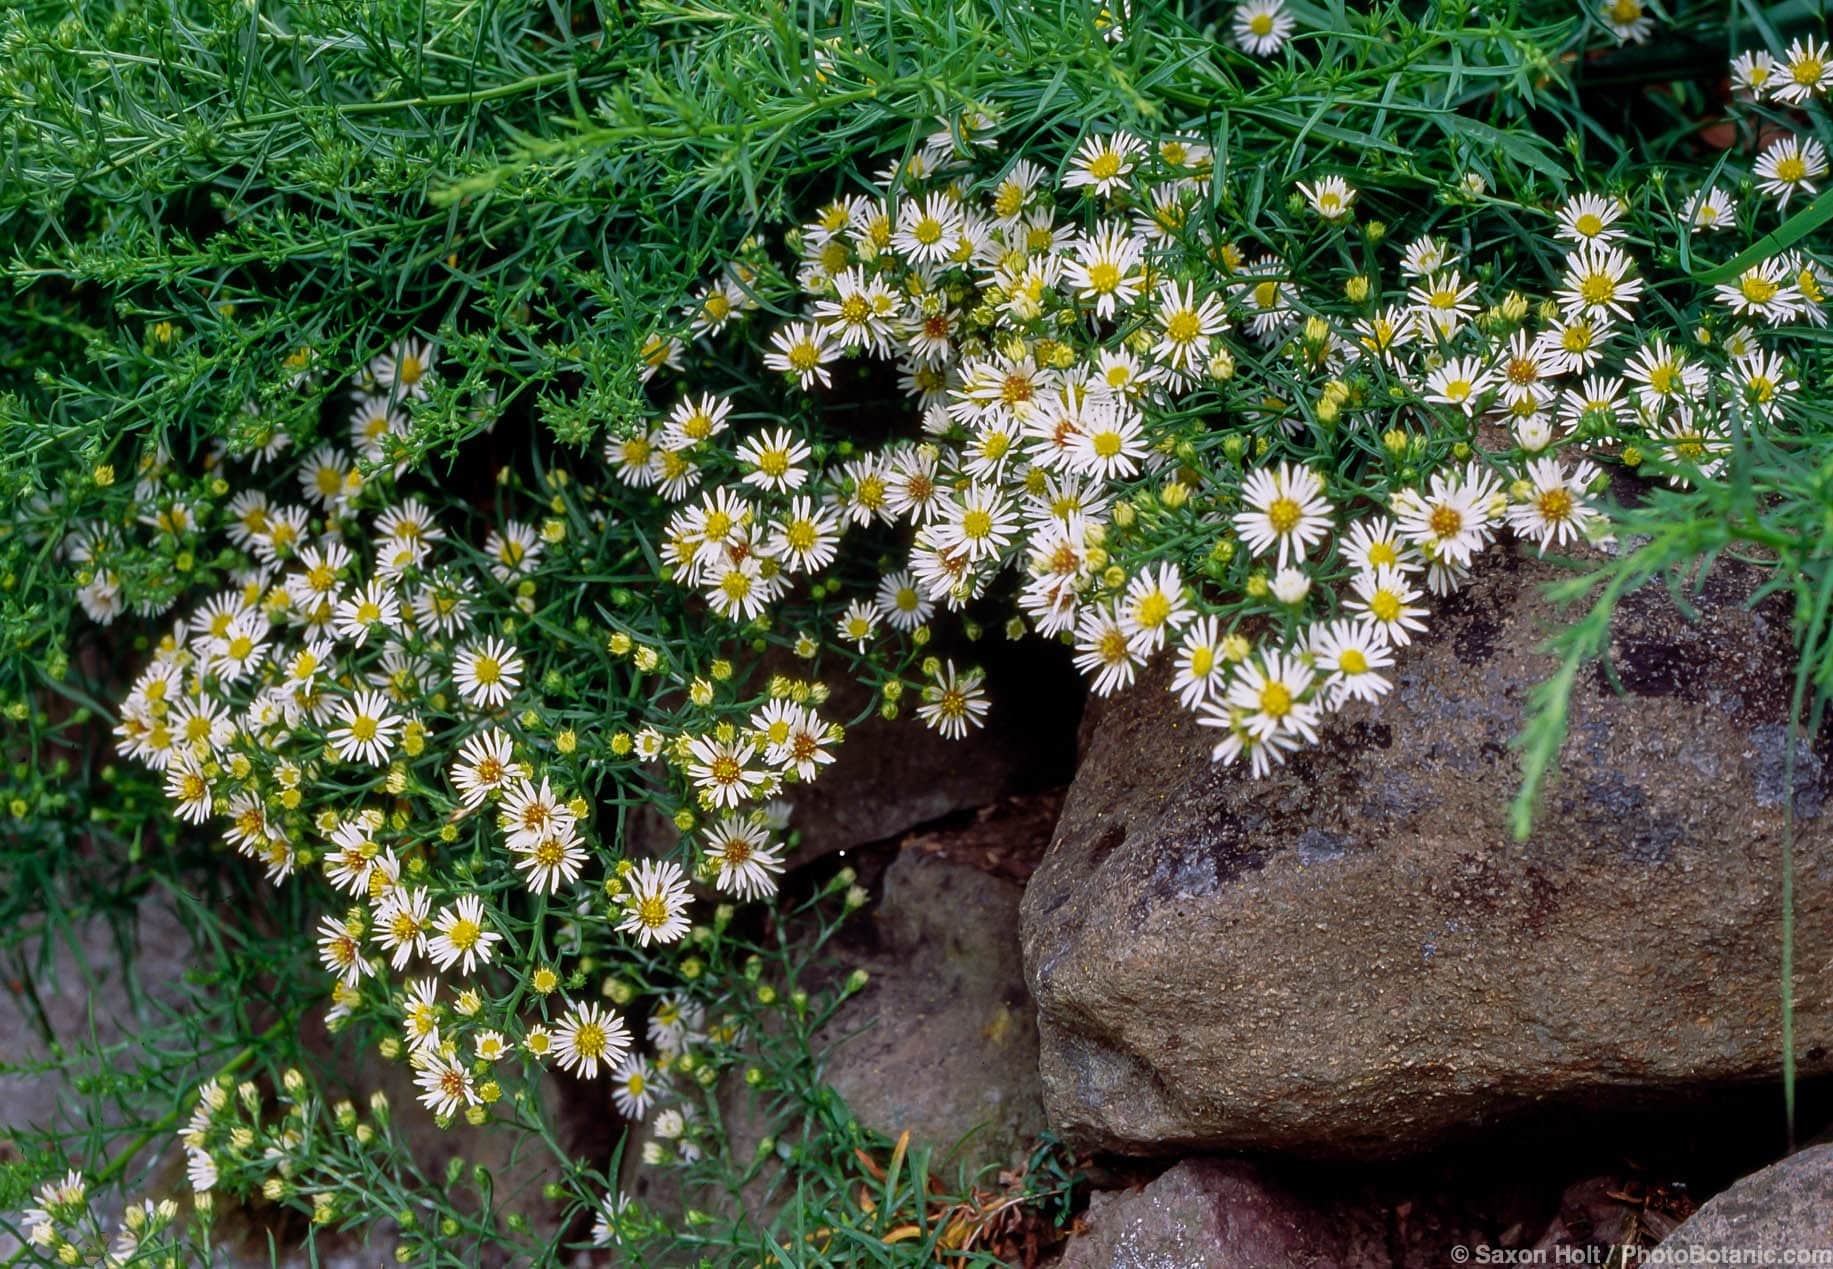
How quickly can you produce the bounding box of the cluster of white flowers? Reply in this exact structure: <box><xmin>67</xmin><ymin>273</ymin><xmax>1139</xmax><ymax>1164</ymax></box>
<box><xmin>95</xmin><ymin>336</ymin><xmax>868</xmax><ymax>1142</ymax></box>
<box><xmin>16</xmin><ymin>1168</ymin><xmax>184</xmax><ymax>1266</ymax></box>
<box><xmin>611</xmin><ymin>76</ymin><xmax>1823</xmax><ymax>777</ymax></box>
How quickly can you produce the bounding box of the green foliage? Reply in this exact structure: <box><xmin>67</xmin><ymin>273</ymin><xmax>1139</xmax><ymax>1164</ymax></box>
<box><xmin>5</xmin><ymin>0</ymin><xmax>1833</xmax><ymax>1262</ymax></box>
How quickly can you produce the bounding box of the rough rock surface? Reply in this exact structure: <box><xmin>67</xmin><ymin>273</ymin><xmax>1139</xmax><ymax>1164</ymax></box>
<box><xmin>819</xmin><ymin>833</ymin><xmax>1049</xmax><ymax>1175</ymax></box>
<box><xmin>1056</xmin><ymin>1157</ymin><xmax>1559</xmax><ymax>1268</ymax></box>
<box><xmin>1658</xmin><ymin>1144</ymin><xmax>1833</xmax><ymax>1254</ymax></box>
<box><xmin>1022</xmin><ymin>554</ymin><xmax>1831</xmax><ymax>1158</ymax></box>
<box><xmin>623</xmin><ymin>800</ymin><xmax>1054</xmax><ymax>1217</ymax></box>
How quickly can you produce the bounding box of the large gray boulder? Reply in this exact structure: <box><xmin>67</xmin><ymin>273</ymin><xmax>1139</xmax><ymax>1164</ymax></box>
<box><xmin>1021</xmin><ymin>553</ymin><xmax>1830</xmax><ymax>1158</ymax></box>
<box><xmin>1658</xmin><ymin>1144</ymin><xmax>1833</xmax><ymax>1255</ymax></box>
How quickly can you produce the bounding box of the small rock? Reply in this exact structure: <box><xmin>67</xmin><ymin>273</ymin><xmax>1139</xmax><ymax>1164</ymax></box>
<box><xmin>819</xmin><ymin>835</ymin><xmax>1049</xmax><ymax>1176</ymax></box>
<box><xmin>1657</xmin><ymin>1144</ymin><xmax>1833</xmax><ymax>1255</ymax></box>
<box><xmin>1056</xmin><ymin>1157</ymin><xmax>1554</xmax><ymax>1268</ymax></box>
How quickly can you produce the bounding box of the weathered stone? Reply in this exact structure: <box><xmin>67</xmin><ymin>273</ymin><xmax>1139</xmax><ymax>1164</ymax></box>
<box><xmin>1056</xmin><ymin>1157</ymin><xmax>1555</xmax><ymax>1268</ymax></box>
<box><xmin>819</xmin><ymin>832</ymin><xmax>1049</xmax><ymax>1177</ymax></box>
<box><xmin>622</xmin><ymin>799</ymin><xmax>1054</xmax><ymax>1220</ymax></box>
<box><xmin>1022</xmin><ymin>554</ymin><xmax>1831</xmax><ymax>1158</ymax></box>
<box><xmin>1658</xmin><ymin>1144</ymin><xmax>1833</xmax><ymax>1255</ymax></box>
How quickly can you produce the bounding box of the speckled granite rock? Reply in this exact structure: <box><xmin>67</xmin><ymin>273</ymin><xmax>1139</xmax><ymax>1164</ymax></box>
<box><xmin>1056</xmin><ymin>1157</ymin><xmax>1557</xmax><ymax>1268</ymax></box>
<box><xmin>1658</xmin><ymin>1144</ymin><xmax>1833</xmax><ymax>1256</ymax></box>
<box><xmin>1022</xmin><ymin>554</ymin><xmax>1830</xmax><ymax>1158</ymax></box>
<box><xmin>819</xmin><ymin>842</ymin><xmax>1046</xmax><ymax>1176</ymax></box>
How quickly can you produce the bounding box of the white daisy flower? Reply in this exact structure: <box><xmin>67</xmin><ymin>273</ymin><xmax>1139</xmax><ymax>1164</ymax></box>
<box><xmin>369</xmin><ymin>337</ymin><xmax>436</xmax><ymax>399</ymax></box>
<box><xmin>1554</xmin><ymin>193</ymin><xmax>1625</xmax><ymax>246</ymax></box>
<box><xmin>1120</xmin><ymin>562</ymin><xmax>1192</xmax><ymax>654</ymax></box>
<box><xmin>873</xmin><ymin>569</ymin><xmax>935</xmax><ymax>631</ymax></box>
<box><xmin>1309</xmin><ymin>619</ymin><xmax>1395</xmax><ymax>706</ymax></box>
<box><xmin>512</xmin><ymin>823</ymin><xmax>589</xmax><ymax>895</ymax></box>
<box><xmin>451</xmin><ymin>728</ymin><xmax>517</xmax><ymax>810</ymax></box>
<box><xmin>426</xmin><ymin>894</ymin><xmax>502</xmax><ymax>976</ymax></box>
<box><xmin>326</xmin><ymin>688</ymin><xmax>403</xmax><ymax>767</ymax></box>
<box><xmin>413</xmin><ymin>1053</ymin><xmax>478</xmax><ymax>1119</ymax></box>
<box><xmin>703</xmin><ymin>814</ymin><xmax>785</xmax><ymax>900</ymax></box>
<box><xmin>616</xmin><ymin>858</ymin><xmax>692</xmax><ymax>947</ymax></box>
<box><xmin>1232</xmin><ymin>0</ymin><xmax>1294</xmax><ymax>55</ymax></box>
<box><xmin>611</xmin><ymin>1054</ymin><xmax>665</xmax><ymax>1120</ymax></box>
<box><xmin>1344</xmin><ymin>565</ymin><xmax>1430</xmax><ymax>646</ymax></box>
<box><xmin>1234</xmin><ymin>461</ymin><xmax>1334</xmax><ymax>569</ymax></box>
<box><xmin>454</xmin><ymin>637</ymin><xmax>523</xmax><ymax>710</ymax></box>
<box><xmin>1073</xmin><ymin>604</ymin><xmax>1142</xmax><ymax>697</ymax></box>
<box><xmin>1391</xmin><ymin>464</ymin><xmax>1502</xmax><ymax>569</ymax></box>
<box><xmin>1171</xmin><ymin>615</ymin><xmax>1230</xmax><ymax>710</ymax></box>
<box><xmin>1062</xmin><ymin>132</ymin><xmax>1144</xmax><ymax>197</ymax></box>
<box><xmin>736</xmin><ymin>427</ymin><xmax>813</xmax><ymax>493</ymax></box>
<box><xmin>1506</xmin><ymin>457</ymin><xmax>1604</xmax><ymax>553</ymax></box>
<box><xmin>915</xmin><ymin>661</ymin><xmax>989</xmax><ymax>739</ymax></box>
<box><xmin>685</xmin><ymin>735</ymin><xmax>767</xmax><ymax>809</ymax></box>
<box><xmin>1754</xmin><ymin>136</ymin><xmax>1826</xmax><ymax>210</ymax></box>
<box><xmin>1222</xmin><ymin>649</ymin><xmax>1321</xmax><ymax>744</ymax></box>
<box><xmin>554</xmin><ymin>1002</ymin><xmax>632</xmax><ymax>1079</ymax></box>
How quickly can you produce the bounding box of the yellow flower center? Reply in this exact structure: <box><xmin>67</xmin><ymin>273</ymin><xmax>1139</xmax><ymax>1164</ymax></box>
<box><xmin>1267</xmin><ymin>497</ymin><xmax>1302</xmax><ymax>533</ymax></box>
<box><xmin>1165</xmin><ymin>311</ymin><xmax>1201</xmax><ymax>343</ymax></box>
<box><xmin>573</xmin><ymin>1022</ymin><xmax>606</xmax><ymax>1059</ymax></box>
<box><xmin>1258</xmin><ymin>682</ymin><xmax>1293</xmax><ymax>718</ymax></box>
<box><xmin>1579</xmin><ymin>274</ymin><xmax>1616</xmax><ymax>305</ymax></box>
<box><xmin>1428</xmin><ymin>505</ymin><xmax>1464</xmax><ymax>539</ymax></box>
<box><xmin>1537</xmin><ymin>488</ymin><xmax>1574</xmax><ymax>522</ymax></box>
<box><xmin>1339</xmin><ymin>648</ymin><xmax>1368</xmax><ymax>675</ymax></box>
<box><xmin>1741</xmin><ymin>274</ymin><xmax>1779</xmax><ymax>304</ymax></box>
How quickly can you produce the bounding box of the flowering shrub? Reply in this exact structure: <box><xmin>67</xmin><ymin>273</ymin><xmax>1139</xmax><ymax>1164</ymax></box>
<box><xmin>4</xmin><ymin>0</ymin><xmax>1833</xmax><ymax>1263</ymax></box>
